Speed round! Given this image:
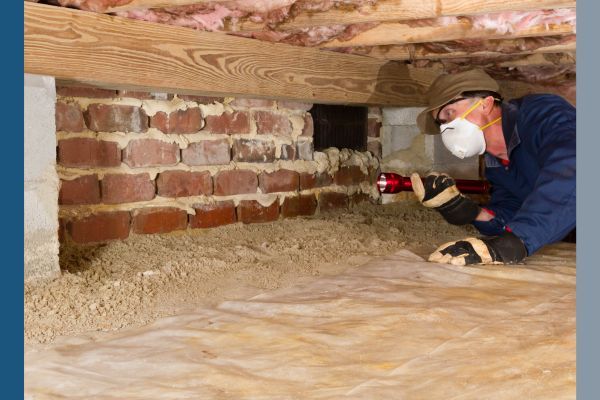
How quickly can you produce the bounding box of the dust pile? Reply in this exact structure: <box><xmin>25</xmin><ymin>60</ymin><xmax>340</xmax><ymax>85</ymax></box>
<box><xmin>25</xmin><ymin>201</ymin><xmax>476</xmax><ymax>344</ymax></box>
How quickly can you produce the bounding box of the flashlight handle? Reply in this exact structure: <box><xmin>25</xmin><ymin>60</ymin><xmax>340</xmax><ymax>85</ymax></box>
<box><xmin>377</xmin><ymin>172</ymin><xmax>490</xmax><ymax>194</ymax></box>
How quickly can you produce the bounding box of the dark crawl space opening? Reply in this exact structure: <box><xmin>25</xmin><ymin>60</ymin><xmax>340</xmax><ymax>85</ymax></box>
<box><xmin>310</xmin><ymin>104</ymin><xmax>367</xmax><ymax>152</ymax></box>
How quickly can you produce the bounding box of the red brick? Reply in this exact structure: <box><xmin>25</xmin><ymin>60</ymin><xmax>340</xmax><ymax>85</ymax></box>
<box><xmin>101</xmin><ymin>173</ymin><xmax>155</xmax><ymax>204</ymax></box>
<box><xmin>56</xmin><ymin>86</ymin><xmax>117</xmax><ymax>98</ymax></box>
<box><xmin>259</xmin><ymin>169</ymin><xmax>299</xmax><ymax>193</ymax></box>
<box><xmin>281</xmin><ymin>194</ymin><xmax>317</xmax><ymax>218</ymax></box>
<box><xmin>117</xmin><ymin>90</ymin><xmax>154</xmax><ymax>100</ymax></box>
<box><xmin>213</xmin><ymin>170</ymin><xmax>257</xmax><ymax>196</ymax></box>
<box><xmin>299</xmin><ymin>172</ymin><xmax>333</xmax><ymax>190</ymax></box>
<box><xmin>156</xmin><ymin>170</ymin><xmax>212</xmax><ymax>197</ymax></box>
<box><xmin>67</xmin><ymin>211</ymin><xmax>131</xmax><ymax>244</ymax></box>
<box><xmin>231</xmin><ymin>98</ymin><xmax>275</xmax><ymax>108</ymax></box>
<box><xmin>122</xmin><ymin>139</ymin><xmax>179</xmax><ymax>167</ymax></box>
<box><xmin>55</xmin><ymin>102</ymin><xmax>85</xmax><ymax>132</ymax></box>
<box><xmin>181</xmin><ymin>139</ymin><xmax>230</xmax><ymax>166</ymax></box>
<box><xmin>58</xmin><ymin>138</ymin><xmax>121</xmax><ymax>168</ymax></box>
<box><xmin>59</xmin><ymin>175</ymin><xmax>101</xmax><ymax>205</ymax></box>
<box><xmin>302</xmin><ymin>113</ymin><xmax>314</xmax><ymax>137</ymax></box>
<box><xmin>255</xmin><ymin>111</ymin><xmax>292</xmax><ymax>135</ymax></box>
<box><xmin>177</xmin><ymin>94</ymin><xmax>224</xmax><ymax>103</ymax></box>
<box><xmin>277</xmin><ymin>101</ymin><xmax>312</xmax><ymax>111</ymax></box>
<box><xmin>367</xmin><ymin>141</ymin><xmax>382</xmax><ymax>158</ymax></box>
<box><xmin>237</xmin><ymin>200</ymin><xmax>279</xmax><ymax>224</ymax></box>
<box><xmin>280</xmin><ymin>144</ymin><xmax>296</xmax><ymax>160</ymax></box>
<box><xmin>204</xmin><ymin>111</ymin><xmax>250</xmax><ymax>135</ymax></box>
<box><xmin>132</xmin><ymin>207</ymin><xmax>188</xmax><ymax>234</ymax></box>
<box><xmin>84</xmin><ymin>104</ymin><xmax>148</xmax><ymax>133</ymax></box>
<box><xmin>368</xmin><ymin>118</ymin><xmax>382</xmax><ymax>138</ymax></box>
<box><xmin>232</xmin><ymin>139</ymin><xmax>276</xmax><ymax>163</ymax></box>
<box><xmin>334</xmin><ymin>165</ymin><xmax>367</xmax><ymax>186</ymax></box>
<box><xmin>150</xmin><ymin>108</ymin><xmax>203</xmax><ymax>134</ymax></box>
<box><xmin>319</xmin><ymin>192</ymin><xmax>348</xmax><ymax>211</ymax></box>
<box><xmin>190</xmin><ymin>201</ymin><xmax>236</xmax><ymax>228</ymax></box>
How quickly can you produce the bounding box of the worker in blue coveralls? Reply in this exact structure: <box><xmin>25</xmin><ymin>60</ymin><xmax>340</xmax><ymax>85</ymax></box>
<box><xmin>410</xmin><ymin>68</ymin><xmax>576</xmax><ymax>266</ymax></box>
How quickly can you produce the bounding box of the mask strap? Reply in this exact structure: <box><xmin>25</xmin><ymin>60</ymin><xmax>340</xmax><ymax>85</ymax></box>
<box><xmin>480</xmin><ymin>116</ymin><xmax>502</xmax><ymax>131</ymax></box>
<box><xmin>459</xmin><ymin>99</ymin><xmax>482</xmax><ymax>119</ymax></box>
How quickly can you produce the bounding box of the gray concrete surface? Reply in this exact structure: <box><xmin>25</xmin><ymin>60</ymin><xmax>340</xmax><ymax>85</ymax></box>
<box><xmin>24</xmin><ymin>74</ymin><xmax>60</xmax><ymax>281</ymax></box>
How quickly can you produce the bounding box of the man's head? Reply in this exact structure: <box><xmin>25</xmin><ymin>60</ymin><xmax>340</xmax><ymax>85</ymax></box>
<box><xmin>416</xmin><ymin>69</ymin><xmax>502</xmax><ymax>135</ymax></box>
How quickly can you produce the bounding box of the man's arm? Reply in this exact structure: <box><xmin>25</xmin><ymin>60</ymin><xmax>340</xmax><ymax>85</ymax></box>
<box><xmin>506</xmin><ymin>99</ymin><xmax>576</xmax><ymax>254</ymax></box>
<box><xmin>476</xmin><ymin>209</ymin><xmax>494</xmax><ymax>222</ymax></box>
<box><xmin>471</xmin><ymin>182</ymin><xmax>523</xmax><ymax>237</ymax></box>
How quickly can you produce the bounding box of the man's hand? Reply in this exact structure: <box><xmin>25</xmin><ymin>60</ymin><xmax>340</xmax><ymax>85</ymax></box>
<box><xmin>429</xmin><ymin>231</ymin><xmax>527</xmax><ymax>265</ymax></box>
<box><xmin>410</xmin><ymin>172</ymin><xmax>479</xmax><ymax>225</ymax></box>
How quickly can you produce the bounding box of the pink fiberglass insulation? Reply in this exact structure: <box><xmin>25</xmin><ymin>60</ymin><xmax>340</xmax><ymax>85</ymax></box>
<box><xmin>115</xmin><ymin>0</ymin><xmax>378</xmax><ymax>32</ymax></box>
<box><xmin>469</xmin><ymin>9</ymin><xmax>576</xmax><ymax>34</ymax></box>
<box><xmin>57</xmin><ymin>0</ymin><xmax>132</xmax><ymax>12</ymax></box>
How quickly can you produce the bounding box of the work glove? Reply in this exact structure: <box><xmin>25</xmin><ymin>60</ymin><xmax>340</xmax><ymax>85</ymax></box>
<box><xmin>429</xmin><ymin>231</ymin><xmax>527</xmax><ymax>266</ymax></box>
<box><xmin>410</xmin><ymin>172</ymin><xmax>479</xmax><ymax>225</ymax></box>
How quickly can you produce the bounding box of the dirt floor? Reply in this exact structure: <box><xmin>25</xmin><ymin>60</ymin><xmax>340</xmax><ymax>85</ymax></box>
<box><xmin>25</xmin><ymin>201</ymin><xmax>478</xmax><ymax>344</ymax></box>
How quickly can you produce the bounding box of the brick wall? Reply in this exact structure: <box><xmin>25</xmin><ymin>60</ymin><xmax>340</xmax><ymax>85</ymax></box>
<box><xmin>56</xmin><ymin>87</ymin><xmax>381</xmax><ymax>244</ymax></box>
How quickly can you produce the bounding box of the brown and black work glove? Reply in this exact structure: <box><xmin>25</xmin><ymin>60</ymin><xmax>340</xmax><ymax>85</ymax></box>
<box><xmin>410</xmin><ymin>172</ymin><xmax>479</xmax><ymax>225</ymax></box>
<box><xmin>429</xmin><ymin>231</ymin><xmax>527</xmax><ymax>266</ymax></box>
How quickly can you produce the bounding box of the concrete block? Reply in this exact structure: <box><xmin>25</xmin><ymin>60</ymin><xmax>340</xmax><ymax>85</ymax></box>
<box><xmin>24</xmin><ymin>74</ymin><xmax>60</xmax><ymax>281</ymax></box>
<box><xmin>382</xmin><ymin>107</ymin><xmax>426</xmax><ymax>126</ymax></box>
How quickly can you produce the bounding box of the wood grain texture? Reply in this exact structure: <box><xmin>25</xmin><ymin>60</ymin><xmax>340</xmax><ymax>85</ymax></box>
<box><xmin>231</xmin><ymin>0</ymin><xmax>575</xmax><ymax>32</ymax></box>
<box><xmin>269</xmin><ymin>0</ymin><xmax>575</xmax><ymax>31</ymax></box>
<box><xmin>361</xmin><ymin>40</ymin><xmax>576</xmax><ymax>61</ymax></box>
<box><xmin>24</xmin><ymin>3</ymin><xmax>427</xmax><ymax>106</ymax></box>
<box><xmin>320</xmin><ymin>20</ymin><xmax>575</xmax><ymax>48</ymax></box>
<box><xmin>105</xmin><ymin>0</ymin><xmax>574</xmax><ymax>31</ymax></box>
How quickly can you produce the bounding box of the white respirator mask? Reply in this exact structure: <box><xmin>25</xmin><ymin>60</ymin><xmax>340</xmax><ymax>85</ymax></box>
<box><xmin>439</xmin><ymin>99</ymin><xmax>502</xmax><ymax>159</ymax></box>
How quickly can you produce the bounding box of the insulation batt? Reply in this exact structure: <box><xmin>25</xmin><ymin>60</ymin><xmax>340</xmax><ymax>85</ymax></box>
<box><xmin>470</xmin><ymin>8</ymin><xmax>576</xmax><ymax>34</ymax></box>
<box><xmin>116</xmin><ymin>0</ymin><xmax>378</xmax><ymax>32</ymax></box>
<box><xmin>404</xmin><ymin>9</ymin><xmax>575</xmax><ymax>34</ymax></box>
<box><xmin>57</xmin><ymin>0</ymin><xmax>131</xmax><ymax>12</ymax></box>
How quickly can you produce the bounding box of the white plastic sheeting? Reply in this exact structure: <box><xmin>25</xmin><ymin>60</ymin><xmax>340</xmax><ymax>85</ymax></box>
<box><xmin>25</xmin><ymin>245</ymin><xmax>575</xmax><ymax>399</ymax></box>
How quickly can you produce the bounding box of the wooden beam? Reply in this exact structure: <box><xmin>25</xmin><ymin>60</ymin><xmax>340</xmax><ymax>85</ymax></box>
<box><xmin>256</xmin><ymin>0</ymin><xmax>576</xmax><ymax>32</ymax></box>
<box><xmin>357</xmin><ymin>39</ymin><xmax>576</xmax><ymax>61</ymax></box>
<box><xmin>319</xmin><ymin>20</ymin><xmax>574</xmax><ymax>48</ymax></box>
<box><xmin>24</xmin><ymin>2</ymin><xmax>427</xmax><ymax>106</ymax></box>
<box><xmin>495</xmin><ymin>52</ymin><xmax>575</xmax><ymax>68</ymax></box>
<box><xmin>104</xmin><ymin>0</ymin><xmax>574</xmax><ymax>31</ymax></box>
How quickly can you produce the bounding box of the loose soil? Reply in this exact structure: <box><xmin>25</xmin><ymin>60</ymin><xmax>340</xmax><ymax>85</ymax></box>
<box><xmin>25</xmin><ymin>201</ymin><xmax>476</xmax><ymax>344</ymax></box>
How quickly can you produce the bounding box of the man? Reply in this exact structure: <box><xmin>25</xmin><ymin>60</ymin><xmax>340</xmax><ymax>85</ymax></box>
<box><xmin>411</xmin><ymin>69</ymin><xmax>576</xmax><ymax>266</ymax></box>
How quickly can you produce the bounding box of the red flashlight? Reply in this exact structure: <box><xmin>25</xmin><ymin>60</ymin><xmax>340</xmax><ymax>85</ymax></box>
<box><xmin>377</xmin><ymin>172</ymin><xmax>490</xmax><ymax>194</ymax></box>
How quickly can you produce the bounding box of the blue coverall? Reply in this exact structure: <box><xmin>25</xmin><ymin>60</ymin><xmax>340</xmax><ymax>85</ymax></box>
<box><xmin>471</xmin><ymin>94</ymin><xmax>576</xmax><ymax>255</ymax></box>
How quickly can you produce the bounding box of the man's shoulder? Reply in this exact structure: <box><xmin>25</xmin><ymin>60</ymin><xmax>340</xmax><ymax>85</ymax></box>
<box><xmin>513</xmin><ymin>93</ymin><xmax>574</xmax><ymax>112</ymax></box>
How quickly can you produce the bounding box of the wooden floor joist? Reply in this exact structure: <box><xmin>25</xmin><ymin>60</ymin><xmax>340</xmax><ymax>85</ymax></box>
<box><xmin>319</xmin><ymin>20</ymin><xmax>575</xmax><ymax>48</ymax></box>
<box><xmin>24</xmin><ymin>2</ymin><xmax>428</xmax><ymax>106</ymax></box>
<box><xmin>236</xmin><ymin>0</ymin><xmax>575</xmax><ymax>32</ymax></box>
<box><xmin>357</xmin><ymin>39</ymin><xmax>576</xmax><ymax>61</ymax></box>
<box><xmin>104</xmin><ymin>0</ymin><xmax>575</xmax><ymax>33</ymax></box>
<box><xmin>495</xmin><ymin>52</ymin><xmax>575</xmax><ymax>68</ymax></box>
